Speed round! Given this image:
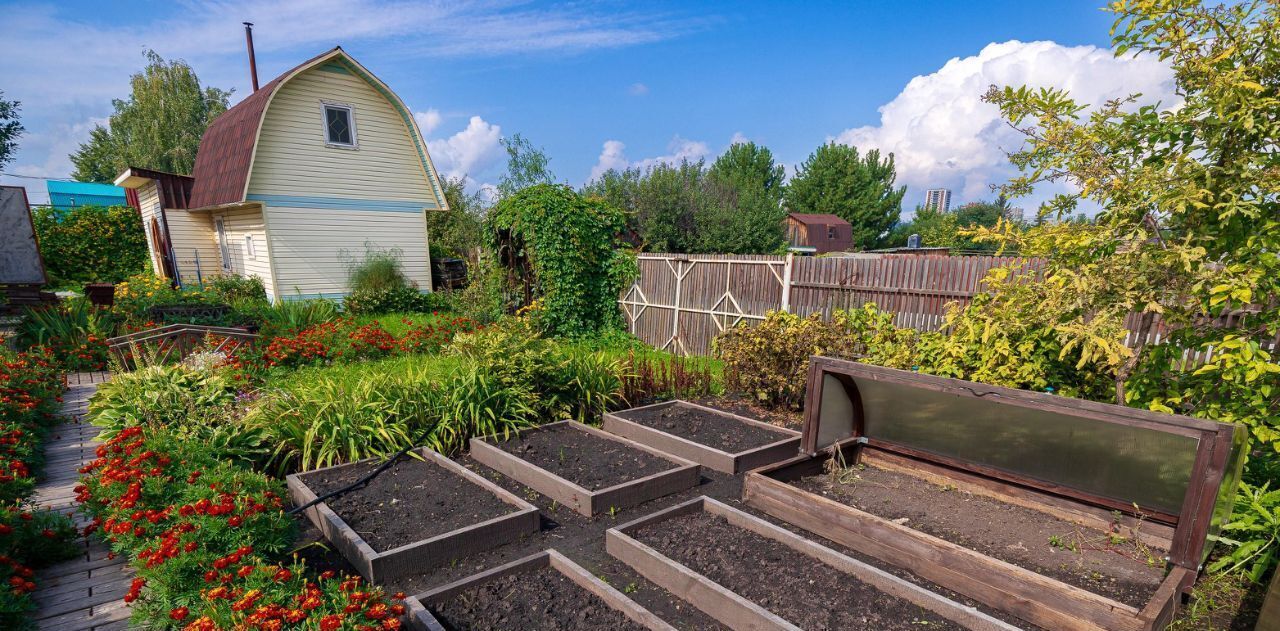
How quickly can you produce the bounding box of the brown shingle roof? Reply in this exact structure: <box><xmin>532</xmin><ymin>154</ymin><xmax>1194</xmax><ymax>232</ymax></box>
<box><xmin>187</xmin><ymin>48</ymin><xmax>340</xmax><ymax>209</ymax></box>
<box><xmin>787</xmin><ymin>212</ymin><xmax>850</xmax><ymax>227</ymax></box>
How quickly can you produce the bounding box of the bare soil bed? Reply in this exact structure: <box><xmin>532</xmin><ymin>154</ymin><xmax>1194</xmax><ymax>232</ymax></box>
<box><xmin>428</xmin><ymin>567</ymin><xmax>650</xmax><ymax>631</ymax></box>
<box><xmin>633</xmin><ymin>510</ymin><xmax>965</xmax><ymax>630</ymax></box>
<box><xmin>302</xmin><ymin>457</ymin><xmax>517</xmax><ymax>552</ymax></box>
<box><xmin>492</xmin><ymin>422</ymin><xmax>675</xmax><ymax>490</ymax></box>
<box><xmin>618</xmin><ymin>402</ymin><xmax>792</xmax><ymax>453</ymax></box>
<box><xmin>792</xmin><ymin>464</ymin><xmax>1168</xmax><ymax>607</ymax></box>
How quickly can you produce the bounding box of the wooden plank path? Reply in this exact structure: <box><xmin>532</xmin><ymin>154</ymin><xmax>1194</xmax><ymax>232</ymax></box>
<box><xmin>30</xmin><ymin>371</ymin><xmax>134</xmax><ymax>631</ymax></box>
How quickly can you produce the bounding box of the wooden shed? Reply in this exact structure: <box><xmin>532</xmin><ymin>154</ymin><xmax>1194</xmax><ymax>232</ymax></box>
<box><xmin>784</xmin><ymin>212</ymin><xmax>852</xmax><ymax>253</ymax></box>
<box><xmin>115</xmin><ymin>47</ymin><xmax>448</xmax><ymax>302</ymax></box>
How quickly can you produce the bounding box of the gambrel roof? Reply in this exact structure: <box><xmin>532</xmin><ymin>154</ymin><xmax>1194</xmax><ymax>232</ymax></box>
<box><xmin>187</xmin><ymin>47</ymin><xmax>445</xmax><ymax>210</ymax></box>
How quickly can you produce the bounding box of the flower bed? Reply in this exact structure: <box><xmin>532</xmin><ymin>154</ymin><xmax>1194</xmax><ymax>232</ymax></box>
<box><xmin>0</xmin><ymin>348</ymin><xmax>81</xmax><ymax>628</ymax></box>
<box><xmin>76</xmin><ymin>425</ymin><xmax>408</xmax><ymax>629</ymax></box>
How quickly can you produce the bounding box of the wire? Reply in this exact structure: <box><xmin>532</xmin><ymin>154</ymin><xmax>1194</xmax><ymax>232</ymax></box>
<box><xmin>285</xmin><ymin>446</ymin><xmax>416</xmax><ymax>516</ymax></box>
<box><xmin>0</xmin><ymin>172</ymin><xmax>76</xmax><ymax>181</ymax></box>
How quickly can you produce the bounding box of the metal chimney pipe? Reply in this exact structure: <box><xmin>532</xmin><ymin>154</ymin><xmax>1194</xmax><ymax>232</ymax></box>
<box><xmin>243</xmin><ymin>22</ymin><xmax>259</xmax><ymax>92</ymax></box>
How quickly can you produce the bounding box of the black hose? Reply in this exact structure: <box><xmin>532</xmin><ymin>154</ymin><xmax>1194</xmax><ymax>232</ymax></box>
<box><xmin>286</xmin><ymin>445</ymin><xmax>416</xmax><ymax>516</ymax></box>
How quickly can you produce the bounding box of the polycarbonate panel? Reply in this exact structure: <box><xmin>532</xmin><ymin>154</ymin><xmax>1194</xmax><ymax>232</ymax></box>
<box><xmin>851</xmin><ymin>376</ymin><xmax>1198</xmax><ymax>515</ymax></box>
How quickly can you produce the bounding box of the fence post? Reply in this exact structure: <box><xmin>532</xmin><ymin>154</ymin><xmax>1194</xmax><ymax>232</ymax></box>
<box><xmin>780</xmin><ymin>253</ymin><xmax>794</xmax><ymax>313</ymax></box>
<box><xmin>670</xmin><ymin>258</ymin><xmax>684</xmax><ymax>356</ymax></box>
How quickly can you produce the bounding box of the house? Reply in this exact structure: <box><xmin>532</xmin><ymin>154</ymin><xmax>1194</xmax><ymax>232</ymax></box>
<box><xmin>46</xmin><ymin>181</ymin><xmax>128</xmax><ymax>211</ymax></box>
<box><xmin>783</xmin><ymin>212</ymin><xmax>853</xmax><ymax>254</ymax></box>
<box><xmin>114</xmin><ymin>47</ymin><xmax>447</xmax><ymax>302</ymax></box>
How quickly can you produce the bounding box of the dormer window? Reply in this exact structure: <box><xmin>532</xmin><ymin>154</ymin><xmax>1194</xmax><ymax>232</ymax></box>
<box><xmin>321</xmin><ymin>102</ymin><xmax>357</xmax><ymax>148</ymax></box>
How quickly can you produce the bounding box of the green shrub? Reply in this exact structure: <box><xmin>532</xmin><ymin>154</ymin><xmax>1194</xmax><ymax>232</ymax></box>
<box><xmin>31</xmin><ymin>205</ymin><xmax>149</xmax><ymax>285</ymax></box>
<box><xmin>343</xmin><ymin>285</ymin><xmax>451</xmax><ymax>316</ymax></box>
<box><xmin>715</xmin><ymin>310</ymin><xmax>863</xmax><ymax>408</ymax></box>
<box><xmin>248</xmin><ymin>297</ymin><xmax>340</xmax><ymax>335</ymax></box>
<box><xmin>486</xmin><ymin>184</ymin><xmax>635</xmax><ymax>336</ymax></box>
<box><xmin>207</xmin><ymin>275</ymin><xmax>267</xmax><ymax>303</ymax></box>
<box><xmin>348</xmin><ymin>246</ymin><xmax>410</xmax><ymax>294</ymax></box>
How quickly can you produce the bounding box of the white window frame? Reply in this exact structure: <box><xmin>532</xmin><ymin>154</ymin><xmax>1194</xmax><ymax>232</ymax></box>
<box><xmin>320</xmin><ymin>101</ymin><xmax>358</xmax><ymax>149</ymax></box>
<box><xmin>215</xmin><ymin>217</ymin><xmax>232</xmax><ymax>272</ymax></box>
<box><xmin>244</xmin><ymin>234</ymin><xmax>256</xmax><ymax>260</ymax></box>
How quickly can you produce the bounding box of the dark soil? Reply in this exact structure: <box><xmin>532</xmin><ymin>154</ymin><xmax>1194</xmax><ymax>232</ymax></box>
<box><xmin>429</xmin><ymin>566</ymin><xmax>650</xmax><ymax>631</ymax></box>
<box><xmin>618</xmin><ymin>402</ymin><xmax>792</xmax><ymax>453</ymax></box>
<box><xmin>302</xmin><ymin>457</ymin><xmax>518</xmax><ymax>552</ymax></box>
<box><xmin>793</xmin><ymin>464</ymin><xmax>1168</xmax><ymax>607</ymax></box>
<box><xmin>691</xmin><ymin>394</ymin><xmax>803</xmax><ymax>430</ymax></box>
<box><xmin>492</xmin><ymin>423</ymin><xmax>677</xmax><ymax>490</ymax></box>
<box><xmin>634</xmin><ymin>511</ymin><xmax>964</xmax><ymax>630</ymax></box>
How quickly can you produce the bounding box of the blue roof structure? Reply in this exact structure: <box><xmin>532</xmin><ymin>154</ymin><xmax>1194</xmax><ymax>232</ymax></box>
<box><xmin>46</xmin><ymin>180</ymin><xmax>127</xmax><ymax>211</ymax></box>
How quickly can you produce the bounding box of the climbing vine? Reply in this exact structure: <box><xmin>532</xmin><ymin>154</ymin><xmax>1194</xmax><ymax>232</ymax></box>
<box><xmin>486</xmin><ymin>184</ymin><xmax>635</xmax><ymax>337</ymax></box>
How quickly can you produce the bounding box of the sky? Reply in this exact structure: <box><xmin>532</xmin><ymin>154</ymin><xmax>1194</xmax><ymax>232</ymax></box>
<box><xmin>0</xmin><ymin>0</ymin><xmax>1179</xmax><ymax>212</ymax></box>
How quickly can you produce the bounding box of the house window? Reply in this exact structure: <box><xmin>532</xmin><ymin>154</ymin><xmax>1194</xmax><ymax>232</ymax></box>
<box><xmin>322</xmin><ymin>102</ymin><xmax>357</xmax><ymax>147</ymax></box>
<box><xmin>827</xmin><ymin>226</ymin><xmax>837</xmax><ymax>240</ymax></box>
<box><xmin>215</xmin><ymin>217</ymin><xmax>231</xmax><ymax>271</ymax></box>
<box><xmin>245</xmin><ymin>235</ymin><xmax>256</xmax><ymax>260</ymax></box>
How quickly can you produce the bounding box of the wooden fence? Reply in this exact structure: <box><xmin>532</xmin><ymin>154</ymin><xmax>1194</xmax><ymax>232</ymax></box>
<box><xmin>619</xmin><ymin>253</ymin><xmax>1039</xmax><ymax>356</ymax></box>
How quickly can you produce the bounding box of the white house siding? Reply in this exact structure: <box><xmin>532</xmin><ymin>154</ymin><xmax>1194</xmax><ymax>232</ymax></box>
<box><xmin>264</xmin><ymin>205</ymin><xmax>430</xmax><ymax>300</ymax></box>
<box><xmin>165</xmin><ymin>209</ymin><xmax>219</xmax><ymax>288</ymax></box>
<box><xmin>135</xmin><ymin>182</ymin><xmax>164</xmax><ymax>274</ymax></box>
<box><xmin>245</xmin><ymin>61</ymin><xmax>441</xmax><ymax>299</ymax></box>
<box><xmin>210</xmin><ymin>206</ymin><xmax>275</xmax><ymax>299</ymax></box>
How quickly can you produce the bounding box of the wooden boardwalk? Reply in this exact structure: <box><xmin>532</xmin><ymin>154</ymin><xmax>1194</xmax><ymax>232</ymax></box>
<box><xmin>30</xmin><ymin>371</ymin><xmax>133</xmax><ymax>631</ymax></box>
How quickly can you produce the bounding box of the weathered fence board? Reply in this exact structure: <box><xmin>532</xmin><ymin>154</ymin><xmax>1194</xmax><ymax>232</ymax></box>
<box><xmin>621</xmin><ymin>253</ymin><xmax>1034</xmax><ymax>355</ymax></box>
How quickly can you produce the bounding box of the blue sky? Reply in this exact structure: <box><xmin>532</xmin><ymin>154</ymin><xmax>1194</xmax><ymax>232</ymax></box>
<box><xmin>0</xmin><ymin>1</ymin><xmax>1176</xmax><ymax>211</ymax></box>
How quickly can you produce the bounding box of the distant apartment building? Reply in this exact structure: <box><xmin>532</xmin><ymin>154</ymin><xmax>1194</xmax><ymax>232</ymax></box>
<box><xmin>923</xmin><ymin>188</ymin><xmax>951</xmax><ymax>212</ymax></box>
<box><xmin>1004</xmin><ymin>206</ymin><xmax>1026</xmax><ymax>222</ymax></box>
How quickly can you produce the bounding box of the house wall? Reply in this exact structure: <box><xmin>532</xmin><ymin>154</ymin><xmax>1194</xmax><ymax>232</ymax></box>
<box><xmin>136</xmin><ymin>181</ymin><xmax>165</xmax><ymax>273</ymax></box>
<box><xmin>166</xmin><ymin>208</ymin><xmax>220</xmax><ymax>287</ymax></box>
<box><xmin>247</xmin><ymin>62</ymin><xmax>439</xmax><ymax>300</ymax></box>
<box><xmin>784</xmin><ymin>217</ymin><xmax>809</xmax><ymax>248</ymax></box>
<box><xmin>210</xmin><ymin>206</ymin><xmax>275</xmax><ymax>298</ymax></box>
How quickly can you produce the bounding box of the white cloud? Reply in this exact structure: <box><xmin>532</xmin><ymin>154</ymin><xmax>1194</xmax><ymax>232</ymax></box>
<box><xmin>628</xmin><ymin>82</ymin><xmax>649</xmax><ymax>96</ymax></box>
<box><xmin>728</xmin><ymin>131</ymin><xmax>750</xmax><ymax>145</ymax></box>
<box><xmin>426</xmin><ymin>115</ymin><xmax>504</xmax><ymax>182</ymax></box>
<box><xmin>0</xmin><ymin>1</ymin><xmax>707</xmax><ymax>189</ymax></box>
<box><xmin>831</xmin><ymin>40</ymin><xmax>1177</xmax><ymax>213</ymax></box>
<box><xmin>414</xmin><ymin>109</ymin><xmax>443</xmax><ymax>134</ymax></box>
<box><xmin>588</xmin><ymin>136</ymin><xmax>713</xmax><ymax>181</ymax></box>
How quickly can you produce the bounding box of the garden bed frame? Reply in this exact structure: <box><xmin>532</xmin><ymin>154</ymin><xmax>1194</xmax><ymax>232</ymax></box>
<box><xmin>404</xmin><ymin>549</ymin><xmax>676</xmax><ymax>631</ymax></box>
<box><xmin>606</xmin><ymin>495</ymin><xmax>1023</xmax><ymax>631</ymax></box>
<box><xmin>742</xmin><ymin>356</ymin><xmax>1246</xmax><ymax>631</ymax></box>
<box><xmin>470</xmin><ymin>420</ymin><xmax>701</xmax><ymax>517</ymax></box>
<box><xmin>286</xmin><ymin>447</ymin><xmax>539</xmax><ymax>582</ymax></box>
<box><xmin>603</xmin><ymin>400</ymin><xmax>801</xmax><ymax>474</ymax></box>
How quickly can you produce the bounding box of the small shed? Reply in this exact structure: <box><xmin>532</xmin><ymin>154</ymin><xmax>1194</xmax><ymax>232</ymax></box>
<box><xmin>784</xmin><ymin>212</ymin><xmax>852</xmax><ymax>253</ymax></box>
<box><xmin>46</xmin><ymin>180</ymin><xmax>128</xmax><ymax>211</ymax></box>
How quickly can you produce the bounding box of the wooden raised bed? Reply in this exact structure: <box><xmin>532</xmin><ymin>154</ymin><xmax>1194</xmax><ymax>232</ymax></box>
<box><xmin>607</xmin><ymin>495</ymin><xmax>1022</xmax><ymax>631</ymax></box>
<box><xmin>287</xmin><ymin>447</ymin><xmax>539</xmax><ymax>582</ymax></box>
<box><xmin>470</xmin><ymin>420</ymin><xmax>700</xmax><ymax>517</ymax></box>
<box><xmin>404</xmin><ymin>549</ymin><xmax>675</xmax><ymax>631</ymax></box>
<box><xmin>604</xmin><ymin>400</ymin><xmax>800</xmax><ymax>474</ymax></box>
<box><xmin>743</xmin><ymin>357</ymin><xmax>1246</xmax><ymax>631</ymax></box>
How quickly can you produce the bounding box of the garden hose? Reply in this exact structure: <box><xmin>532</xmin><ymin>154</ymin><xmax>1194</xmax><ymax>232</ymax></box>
<box><xmin>286</xmin><ymin>445</ymin><xmax>416</xmax><ymax>516</ymax></box>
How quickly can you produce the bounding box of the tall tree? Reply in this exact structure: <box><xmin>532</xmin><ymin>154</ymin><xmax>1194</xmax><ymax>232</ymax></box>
<box><xmin>634</xmin><ymin>160</ymin><xmax>707</xmax><ymax>253</ymax></box>
<box><xmin>427</xmin><ymin>176</ymin><xmax>485</xmax><ymax>262</ymax></box>
<box><xmin>70</xmin><ymin>50</ymin><xmax>230</xmax><ymax>183</ymax></box>
<box><xmin>700</xmin><ymin>142</ymin><xmax>788</xmax><ymax>253</ymax></box>
<box><xmin>497</xmin><ymin>133</ymin><xmax>555</xmax><ymax>198</ymax></box>
<box><xmin>0</xmin><ymin>91</ymin><xmax>22</xmax><ymax>169</ymax></box>
<box><xmin>785</xmin><ymin>143</ymin><xmax>906</xmax><ymax>249</ymax></box>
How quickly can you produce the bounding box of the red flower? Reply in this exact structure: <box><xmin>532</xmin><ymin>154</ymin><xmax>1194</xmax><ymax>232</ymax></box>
<box><xmin>319</xmin><ymin>614</ymin><xmax>345</xmax><ymax>630</ymax></box>
<box><xmin>170</xmin><ymin>606</ymin><xmax>189</xmax><ymax>621</ymax></box>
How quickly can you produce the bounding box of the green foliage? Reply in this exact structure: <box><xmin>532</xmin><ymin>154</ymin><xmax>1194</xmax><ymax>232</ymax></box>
<box><xmin>0</xmin><ymin>507</ymin><xmax>79</xmax><ymax>630</ymax></box>
<box><xmin>487</xmin><ymin>184</ymin><xmax>634</xmax><ymax>336</ymax></box>
<box><xmin>497</xmin><ymin>133</ymin><xmax>555</xmax><ymax>198</ymax></box>
<box><xmin>347</xmin><ymin>246</ymin><xmax>411</xmax><ymax>294</ymax></box>
<box><xmin>0</xmin><ymin>90</ymin><xmax>21</xmax><ymax>169</ymax></box>
<box><xmin>785</xmin><ymin>143</ymin><xmax>906</xmax><ymax>250</ymax></box>
<box><xmin>583</xmin><ymin>147</ymin><xmax>787</xmax><ymax>255</ymax></box>
<box><xmin>1208</xmin><ymin>482</ymin><xmax>1280</xmax><ymax>583</ymax></box>
<box><xmin>343</xmin><ymin>286</ymin><xmax>450</xmax><ymax>317</ymax></box>
<box><xmin>428</xmin><ymin>176</ymin><xmax>485</xmax><ymax>260</ymax></box>
<box><xmin>70</xmin><ymin>50</ymin><xmax>230</xmax><ymax>183</ymax></box>
<box><xmin>206</xmin><ymin>275</ymin><xmax>266</xmax><ymax>303</ymax></box>
<box><xmin>249</xmin><ymin>298</ymin><xmax>339</xmax><ymax>336</ymax></box>
<box><xmin>888</xmin><ymin>202</ymin><xmax>1013</xmax><ymax>251</ymax></box>
<box><xmin>30</xmin><ymin>205</ymin><xmax>149</xmax><ymax>284</ymax></box>
<box><xmin>15</xmin><ymin>298</ymin><xmax>113</xmax><ymax>370</ymax></box>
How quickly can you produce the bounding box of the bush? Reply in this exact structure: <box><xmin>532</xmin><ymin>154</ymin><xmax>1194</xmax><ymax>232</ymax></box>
<box><xmin>31</xmin><ymin>205</ymin><xmax>149</xmax><ymax>285</ymax></box>
<box><xmin>348</xmin><ymin>247</ymin><xmax>410</xmax><ymax>294</ymax></box>
<box><xmin>207</xmin><ymin>275</ymin><xmax>267</xmax><ymax>303</ymax></box>
<box><xmin>486</xmin><ymin>184</ymin><xmax>635</xmax><ymax>337</ymax></box>
<box><xmin>0</xmin><ymin>507</ymin><xmax>79</xmax><ymax>629</ymax></box>
<box><xmin>343</xmin><ymin>286</ymin><xmax>452</xmax><ymax>316</ymax></box>
<box><xmin>0</xmin><ymin>348</ymin><xmax>64</xmax><ymax>504</ymax></box>
<box><xmin>245</xmin><ymin>298</ymin><xmax>339</xmax><ymax>337</ymax></box>
<box><xmin>111</xmin><ymin>273</ymin><xmax>210</xmax><ymax>324</ymax></box>
<box><xmin>714</xmin><ymin>310</ymin><xmax>863</xmax><ymax>409</ymax></box>
<box><xmin>1208</xmin><ymin>482</ymin><xmax>1280</xmax><ymax>583</ymax></box>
